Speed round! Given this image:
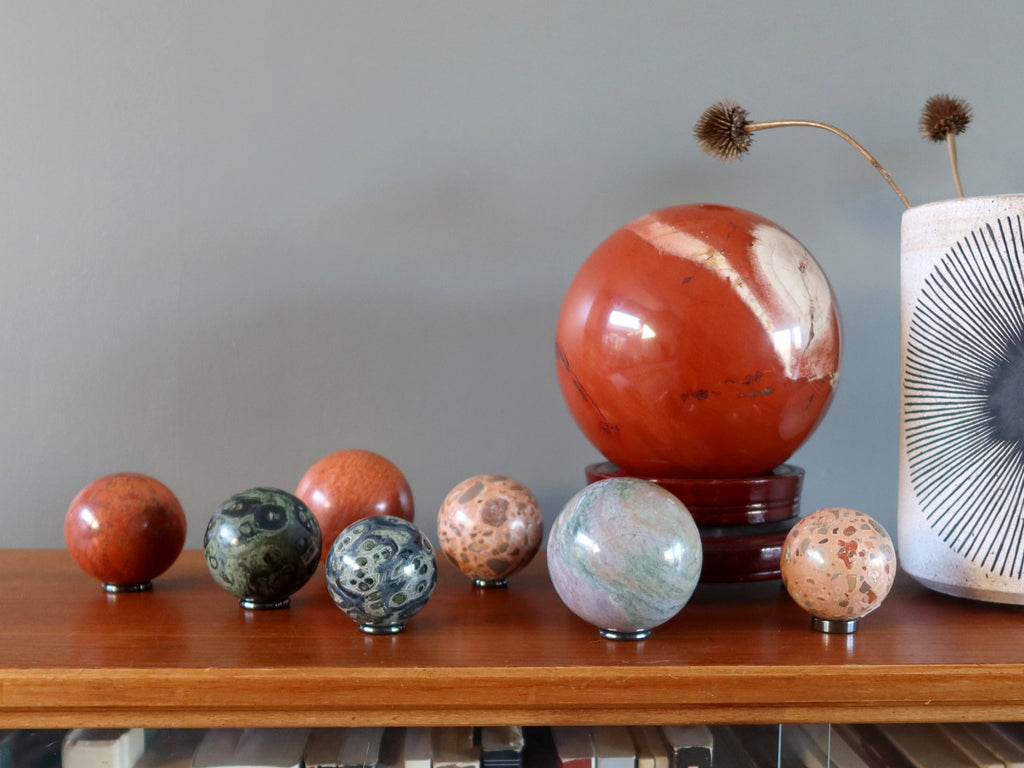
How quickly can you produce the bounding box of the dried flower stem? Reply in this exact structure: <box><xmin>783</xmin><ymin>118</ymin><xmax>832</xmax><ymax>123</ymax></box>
<box><xmin>919</xmin><ymin>94</ymin><xmax>972</xmax><ymax>199</ymax></box>
<box><xmin>694</xmin><ymin>100</ymin><xmax>912</xmax><ymax>209</ymax></box>
<box><xmin>742</xmin><ymin>119</ymin><xmax>911</xmax><ymax>208</ymax></box>
<box><xmin>946</xmin><ymin>135</ymin><xmax>965</xmax><ymax>198</ymax></box>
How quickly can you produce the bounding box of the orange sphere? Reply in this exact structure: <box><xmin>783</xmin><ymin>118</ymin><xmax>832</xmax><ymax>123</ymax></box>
<box><xmin>555</xmin><ymin>204</ymin><xmax>841</xmax><ymax>478</ymax></box>
<box><xmin>295</xmin><ymin>449</ymin><xmax>414</xmax><ymax>559</ymax></box>
<box><xmin>65</xmin><ymin>472</ymin><xmax>187</xmax><ymax>590</ymax></box>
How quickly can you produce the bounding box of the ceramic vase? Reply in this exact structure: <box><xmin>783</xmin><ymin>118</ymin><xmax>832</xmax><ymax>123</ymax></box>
<box><xmin>899</xmin><ymin>194</ymin><xmax>1024</xmax><ymax>603</ymax></box>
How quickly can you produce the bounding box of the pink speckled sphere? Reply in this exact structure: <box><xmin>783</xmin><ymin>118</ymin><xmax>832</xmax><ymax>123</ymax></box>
<box><xmin>781</xmin><ymin>506</ymin><xmax>897</xmax><ymax>632</ymax></box>
<box><xmin>437</xmin><ymin>474</ymin><xmax>544</xmax><ymax>587</ymax></box>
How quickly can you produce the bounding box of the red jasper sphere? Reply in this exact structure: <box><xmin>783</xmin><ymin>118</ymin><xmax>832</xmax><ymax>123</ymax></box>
<box><xmin>295</xmin><ymin>449</ymin><xmax>414</xmax><ymax>559</ymax></box>
<box><xmin>555</xmin><ymin>204</ymin><xmax>841</xmax><ymax>478</ymax></box>
<box><xmin>65</xmin><ymin>472</ymin><xmax>187</xmax><ymax>590</ymax></box>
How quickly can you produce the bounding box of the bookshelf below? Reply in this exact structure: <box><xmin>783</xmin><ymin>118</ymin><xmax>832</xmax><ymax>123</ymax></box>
<box><xmin>1</xmin><ymin>549</ymin><xmax>1023</xmax><ymax>728</ymax></box>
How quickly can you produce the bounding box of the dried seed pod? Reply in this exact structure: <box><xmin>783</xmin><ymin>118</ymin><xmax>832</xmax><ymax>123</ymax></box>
<box><xmin>920</xmin><ymin>94</ymin><xmax>972</xmax><ymax>198</ymax></box>
<box><xmin>919</xmin><ymin>94</ymin><xmax>972</xmax><ymax>141</ymax></box>
<box><xmin>693</xmin><ymin>99</ymin><xmax>752</xmax><ymax>161</ymax></box>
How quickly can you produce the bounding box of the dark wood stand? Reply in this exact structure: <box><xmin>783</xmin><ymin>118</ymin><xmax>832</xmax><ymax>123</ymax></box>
<box><xmin>585</xmin><ymin>462</ymin><xmax>803</xmax><ymax>582</ymax></box>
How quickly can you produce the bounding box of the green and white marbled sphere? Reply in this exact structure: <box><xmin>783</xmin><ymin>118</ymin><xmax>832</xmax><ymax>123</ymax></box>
<box><xmin>204</xmin><ymin>487</ymin><xmax>322</xmax><ymax>608</ymax></box>
<box><xmin>547</xmin><ymin>478</ymin><xmax>703</xmax><ymax>638</ymax></box>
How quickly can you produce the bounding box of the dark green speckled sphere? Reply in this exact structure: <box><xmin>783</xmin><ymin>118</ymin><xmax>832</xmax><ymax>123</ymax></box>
<box><xmin>204</xmin><ymin>487</ymin><xmax>322</xmax><ymax>609</ymax></box>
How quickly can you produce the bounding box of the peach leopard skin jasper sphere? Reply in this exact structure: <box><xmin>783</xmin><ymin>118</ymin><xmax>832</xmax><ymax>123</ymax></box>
<box><xmin>437</xmin><ymin>474</ymin><xmax>544</xmax><ymax>587</ymax></box>
<box><xmin>780</xmin><ymin>506</ymin><xmax>897</xmax><ymax>633</ymax></box>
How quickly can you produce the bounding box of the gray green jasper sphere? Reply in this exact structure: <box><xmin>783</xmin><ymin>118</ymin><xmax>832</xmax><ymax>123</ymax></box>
<box><xmin>547</xmin><ymin>477</ymin><xmax>703</xmax><ymax>639</ymax></box>
<box><xmin>204</xmin><ymin>487</ymin><xmax>322</xmax><ymax>608</ymax></box>
<box><xmin>326</xmin><ymin>515</ymin><xmax>437</xmax><ymax>633</ymax></box>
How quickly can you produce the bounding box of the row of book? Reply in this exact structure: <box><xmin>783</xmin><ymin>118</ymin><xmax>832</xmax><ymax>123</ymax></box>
<box><xmin>727</xmin><ymin>723</ymin><xmax>1024</xmax><ymax>767</ymax></box>
<box><xmin>3</xmin><ymin>722</ymin><xmax>1024</xmax><ymax>768</ymax></box>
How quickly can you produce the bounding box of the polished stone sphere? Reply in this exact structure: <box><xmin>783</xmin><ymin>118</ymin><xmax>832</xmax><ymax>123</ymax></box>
<box><xmin>547</xmin><ymin>477</ymin><xmax>703</xmax><ymax>639</ymax></box>
<box><xmin>437</xmin><ymin>474</ymin><xmax>544</xmax><ymax>587</ymax></box>
<box><xmin>555</xmin><ymin>203</ymin><xmax>841</xmax><ymax>478</ymax></box>
<box><xmin>781</xmin><ymin>506</ymin><xmax>897</xmax><ymax>633</ymax></box>
<box><xmin>295</xmin><ymin>449</ymin><xmax>414</xmax><ymax>559</ymax></box>
<box><xmin>203</xmin><ymin>487</ymin><xmax>322</xmax><ymax>609</ymax></box>
<box><xmin>65</xmin><ymin>472</ymin><xmax>187</xmax><ymax>592</ymax></box>
<box><xmin>325</xmin><ymin>515</ymin><xmax>437</xmax><ymax>634</ymax></box>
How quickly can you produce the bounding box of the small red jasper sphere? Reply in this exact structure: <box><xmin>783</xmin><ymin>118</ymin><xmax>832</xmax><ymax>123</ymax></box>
<box><xmin>295</xmin><ymin>449</ymin><xmax>414</xmax><ymax>559</ymax></box>
<box><xmin>65</xmin><ymin>472</ymin><xmax>187</xmax><ymax>590</ymax></box>
<box><xmin>555</xmin><ymin>204</ymin><xmax>841</xmax><ymax>478</ymax></box>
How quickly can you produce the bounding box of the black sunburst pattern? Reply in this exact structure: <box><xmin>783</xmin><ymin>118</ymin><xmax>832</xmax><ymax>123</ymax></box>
<box><xmin>905</xmin><ymin>213</ymin><xmax>1024</xmax><ymax>577</ymax></box>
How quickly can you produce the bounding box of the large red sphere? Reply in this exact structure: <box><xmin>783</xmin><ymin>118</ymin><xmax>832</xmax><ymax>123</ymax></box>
<box><xmin>555</xmin><ymin>204</ymin><xmax>841</xmax><ymax>478</ymax></box>
<box><xmin>65</xmin><ymin>472</ymin><xmax>187</xmax><ymax>590</ymax></box>
<box><xmin>295</xmin><ymin>449</ymin><xmax>414</xmax><ymax>559</ymax></box>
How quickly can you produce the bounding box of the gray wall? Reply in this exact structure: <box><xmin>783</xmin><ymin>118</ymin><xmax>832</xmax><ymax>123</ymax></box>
<box><xmin>2</xmin><ymin>2</ymin><xmax>1021</xmax><ymax>551</ymax></box>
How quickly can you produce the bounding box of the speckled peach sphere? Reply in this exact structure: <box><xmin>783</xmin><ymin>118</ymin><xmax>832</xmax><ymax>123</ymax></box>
<box><xmin>295</xmin><ymin>449</ymin><xmax>414</xmax><ymax>560</ymax></box>
<box><xmin>437</xmin><ymin>474</ymin><xmax>544</xmax><ymax>587</ymax></box>
<box><xmin>781</xmin><ymin>507</ymin><xmax>897</xmax><ymax>629</ymax></box>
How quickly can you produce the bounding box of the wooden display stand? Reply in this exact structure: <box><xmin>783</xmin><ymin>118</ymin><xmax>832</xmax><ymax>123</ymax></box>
<box><xmin>0</xmin><ymin>550</ymin><xmax>1023</xmax><ymax>728</ymax></box>
<box><xmin>585</xmin><ymin>462</ymin><xmax>804</xmax><ymax>582</ymax></box>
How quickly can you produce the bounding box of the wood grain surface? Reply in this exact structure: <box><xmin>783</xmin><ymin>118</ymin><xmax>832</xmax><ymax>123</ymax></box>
<box><xmin>0</xmin><ymin>550</ymin><xmax>1022</xmax><ymax>728</ymax></box>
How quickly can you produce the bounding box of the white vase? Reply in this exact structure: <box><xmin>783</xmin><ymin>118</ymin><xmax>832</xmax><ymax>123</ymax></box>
<box><xmin>899</xmin><ymin>194</ymin><xmax>1024</xmax><ymax>603</ymax></box>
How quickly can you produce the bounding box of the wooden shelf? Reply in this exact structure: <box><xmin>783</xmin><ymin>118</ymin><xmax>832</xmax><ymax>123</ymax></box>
<box><xmin>1</xmin><ymin>550</ymin><xmax>1023</xmax><ymax>728</ymax></box>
